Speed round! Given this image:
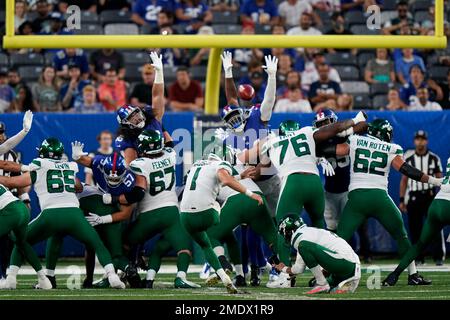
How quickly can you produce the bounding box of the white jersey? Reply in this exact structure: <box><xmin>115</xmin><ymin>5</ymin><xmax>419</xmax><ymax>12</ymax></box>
<box><xmin>130</xmin><ymin>148</ymin><xmax>179</xmax><ymax>213</ymax></box>
<box><xmin>0</xmin><ymin>184</ymin><xmax>18</xmax><ymax>210</ymax></box>
<box><xmin>29</xmin><ymin>158</ymin><xmax>79</xmax><ymax>210</ymax></box>
<box><xmin>292</xmin><ymin>226</ymin><xmax>360</xmax><ymax>264</ymax></box>
<box><xmin>436</xmin><ymin>158</ymin><xmax>450</xmax><ymax>201</ymax></box>
<box><xmin>181</xmin><ymin>159</ymin><xmax>237</xmax><ymax>213</ymax></box>
<box><xmin>348</xmin><ymin>135</ymin><xmax>403</xmax><ymax>192</ymax></box>
<box><xmin>262</xmin><ymin>126</ymin><xmax>319</xmax><ymax>179</ymax></box>
<box><xmin>217</xmin><ymin>162</ymin><xmax>261</xmax><ymax>203</ymax></box>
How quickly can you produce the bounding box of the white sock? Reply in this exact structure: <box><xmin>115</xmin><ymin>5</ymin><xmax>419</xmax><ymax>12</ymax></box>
<box><xmin>104</xmin><ymin>263</ymin><xmax>115</xmax><ymax>275</ymax></box>
<box><xmin>213</xmin><ymin>246</ymin><xmax>225</xmax><ymax>256</ymax></box>
<box><xmin>408</xmin><ymin>262</ymin><xmax>417</xmax><ymax>275</ymax></box>
<box><xmin>37</xmin><ymin>269</ymin><xmax>47</xmax><ymax>277</ymax></box>
<box><xmin>234</xmin><ymin>264</ymin><xmax>244</xmax><ymax>277</ymax></box>
<box><xmin>310</xmin><ymin>266</ymin><xmax>327</xmax><ymax>286</ymax></box>
<box><xmin>7</xmin><ymin>265</ymin><xmax>19</xmax><ymax>277</ymax></box>
<box><xmin>176</xmin><ymin>271</ymin><xmax>186</xmax><ymax>280</ymax></box>
<box><xmin>146</xmin><ymin>269</ymin><xmax>156</xmax><ymax>281</ymax></box>
<box><xmin>216</xmin><ymin>268</ymin><xmax>232</xmax><ymax>285</ymax></box>
<box><xmin>46</xmin><ymin>269</ymin><xmax>55</xmax><ymax>277</ymax></box>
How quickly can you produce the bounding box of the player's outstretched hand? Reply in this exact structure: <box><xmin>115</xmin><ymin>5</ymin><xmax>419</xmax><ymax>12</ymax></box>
<box><xmin>22</xmin><ymin>110</ymin><xmax>33</xmax><ymax>133</ymax></box>
<box><xmin>251</xmin><ymin>193</ymin><xmax>264</xmax><ymax>206</ymax></box>
<box><xmin>262</xmin><ymin>55</ymin><xmax>278</xmax><ymax>77</ymax></box>
<box><xmin>149</xmin><ymin>51</ymin><xmax>163</xmax><ymax>72</ymax></box>
<box><xmin>352</xmin><ymin>111</ymin><xmax>368</xmax><ymax>125</ymax></box>
<box><xmin>273</xmin><ymin>262</ymin><xmax>286</xmax><ymax>272</ymax></box>
<box><xmin>214</xmin><ymin>127</ymin><xmax>229</xmax><ymax>140</ymax></box>
<box><xmin>86</xmin><ymin>213</ymin><xmax>103</xmax><ymax>226</ymax></box>
<box><xmin>71</xmin><ymin>141</ymin><xmax>87</xmax><ymax>161</ymax></box>
<box><xmin>240</xmin><ymin>166</ymin><xmax>257</xmax><ymax>180</ymax></box>
<box><xmin>428</xmin><ymin>176</ymin><xmax>444</xmax><ymax>187</ymax></box>
<box><xmin>318</xmin><ymin>158</ymin><xmax>335</xmax><ymax>176</ymax></box>
<box><xmin>221</xmin><ymin>51</ymin><xmax>233</xmax><ymax>77</ymax></box>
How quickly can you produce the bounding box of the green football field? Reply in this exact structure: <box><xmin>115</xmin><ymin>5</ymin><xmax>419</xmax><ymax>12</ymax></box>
<box><xmin>1</xmin><ymin>260</ymin><xmax>450</xmax><ymax>300</ymax></box>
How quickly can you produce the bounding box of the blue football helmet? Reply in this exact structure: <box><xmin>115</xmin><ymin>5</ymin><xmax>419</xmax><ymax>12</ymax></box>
<box><xmin>102</xmin><ymin>152</ymin><xmax>127</xmax><ymax>187</ymax></box>
<box><xmin>313</xmin><ymin>108</ymin><xmax>338</xmax><ymax>128</ymax></box>
<box><xmin>221</xmin><ymin>105</ymin><xmax>246</xmax><ymax>133</ymax></box>
<box><xmin>117</xmin><ymin>104</ymin><xmax>146</xmax><ymax>130</ymax></box>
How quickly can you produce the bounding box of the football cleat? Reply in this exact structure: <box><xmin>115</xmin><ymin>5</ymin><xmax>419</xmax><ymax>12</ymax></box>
<box><xmin>82</xmin><ymin>278</ymin><xmax>93</xmax><ymax>289</ymax></box>
<box><xmin>199</xmin><ymin>263</ymin><xmax>211</xmax><ymax>280</ymax></box>
<box><xmin>143</xmin><ymin>279</ymin><xmax>154</xmax><ymax>289</ymax></box>
<box><xmin>250</xmin><ymin>265</ymin><xmax>261</xmax><ymax>287</ymax></box>
<box><xmin>408</xmin><ymin>273</ymin><xmax>432</xmax><ymax>286</ymax></box>
<box><xmin>226</xmin><ymin>283</ymin><xmax>238</xmax><ymax>294</ymax></box>
<box><xmin>125</xmin><ymin>264</ymin><xmax>142</xmax><ymax>288</ymax></box>
<box><xmin>93</xmin><ymin>278</ymin><xmax>110</xmax><ymax>288</ymax></box>
<box><xmin>233</xmin><ymin>275</ymin><xmax>247</xmax><ymax>287</ymax></box>
<box><xmin>266</xmin><ymin>272</ymin><xmax>291</xmax><ymax>288</ymax></box>
<box><xmin>382</xmin><ymin>272</ymin><xmax>399</xmax><ymax>287</ymax></box>
<box><xmin>0</xmin><ymin>276</ymin><xmax>16</xmax><ymax>289</ymax></box>
<box><xmin>108</xmin><ymin>273</ymin><xmax>126</xmax><ymax>289</ymax></box>
<box><xmin>33</xmin><ymin>275</ymin><xmax>57</xmax><ymax>289</ymax></box>
<box><xmin>306</xmin><ymin>284</ymin><xmax>330</xmax><ymax>294</ymax></box>
<box><xmin>35</xmin><ymin>275</ymin><xmax>52</xmax><ymax>290</ymax></box>
<box><xmin>205</xmin><ymin>269</ymin><xmax>231</xmax><ymax>286</ymax></box>
<box><xmin>174</xmin><ymin>277</ymin><xmax>201</xmax><ymax>289</ymax></box>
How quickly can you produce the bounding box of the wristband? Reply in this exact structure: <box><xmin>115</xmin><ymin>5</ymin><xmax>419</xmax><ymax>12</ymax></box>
<box><xmin>102</xmin><ymin>214</ymin><xmax>113</xmax><ymax>224</ymax></box>
<box><xmin>154</xmin><ymin>70</ymin><xmax>164</xmax><ymax>84</ymax></box>
<box><xmin>245</xmin><ymin>189</ymin><xmax>254</xmax><ymax>197</ymax></box>
<box><xmin>281</xmin><ymin>266</ymin><xmax>288</xmax><ymax>273</ymax></box>
<box><xmin>224</xmin><ymin>69</ymin><xmax>233</xmax><ymax>79</ymax></box>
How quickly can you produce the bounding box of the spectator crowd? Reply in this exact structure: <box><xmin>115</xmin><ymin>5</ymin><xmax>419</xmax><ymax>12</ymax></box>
<box><xmin>0</xmin><ymin>0</ymin><xmax>450</xmax><ymax>114</ymax></box>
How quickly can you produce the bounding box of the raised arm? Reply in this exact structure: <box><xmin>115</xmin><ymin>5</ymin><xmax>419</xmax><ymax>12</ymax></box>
<box><xmin>221</xmin><ymin>51</ymin><xmax>239</xmax><ymax>106</ymax></box>
<box><xmin>260</xmin><ymin>55</ymin><xmax>278</xmax><ymax>122</ymax></box>
<box><xmin>313</xmin><ymin>111</ymin><xmax>367</xmax><ymax>144</ymax></box>
<box><xmin>0</xmin><ymin>111</ymin><xmax>33</xmax><ymax>156</ymax></box>
<box><xmin>392</xmin><ymin>155</ymin><xmax>443</xmax><ymax>186</ymax></box>
<box><xmin>0</xmin><ymin>172</ymin><xmax>32</xmax><ymax>189</ymax></box>
<box><xmin>216</xmin><ymin>168</ymin><xmax>263</xmax><ymax>205</ymax></box>
<box><xmin>149</xmin><ymin>52</ymin><xmax>165</xmax><ymax>122</ymax></box>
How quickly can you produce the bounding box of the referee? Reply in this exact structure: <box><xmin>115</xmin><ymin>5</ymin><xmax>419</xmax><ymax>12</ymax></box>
<box><xmin>0</xmin><ymin>122</ymin><xmax>30</xmax><ymax>279</ymax></box>
<box><xmin>399</xmin><ymin>130</ymin><xmax>445</xmax><ymax>265</ymax></box>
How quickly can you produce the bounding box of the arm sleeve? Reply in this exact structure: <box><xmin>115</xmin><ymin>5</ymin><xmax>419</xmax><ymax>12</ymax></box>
<box><xmin>290</xmin><ymin>253</ymin><xmax>306</xmax><ymax>274</ymax></box>
<box><xmin>260</xmin><ymin>74</ymin><xmax>276</xmax><ymax>122</ymax></box>
<box><xmin>399</xmin><ymin>162</ymin><xmax>425</xmax><ymax>182</ymax></box>
<box><xmin>0</xmin><ymin>130</ymin><xmax>27</xmax><ymax>156</ymax></box>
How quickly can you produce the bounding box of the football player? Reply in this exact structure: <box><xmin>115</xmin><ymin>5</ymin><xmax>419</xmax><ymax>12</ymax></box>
<box><xmin>334</xmin><ymin>119</ymin><xmax>441</xmax><ymax>285</ymax></box>
<box><xmin>0</xmin><ymin>138</ymin><xmax>125</xmax><ymax>289</ymax></box>
<box><xmin>383</xmin><ymin>157</ymin><xmax>450</xmax><ymax>286</ymax></box>
<box><xmin>275</xmin><ymin>216</ymin><xmax>361</xmax><ymax>294</ymax></box>
<box><xmin>102</xmin><ymin>130</ymin><xmax>199</xmax><ymax>289</ymax></box>
<box><xmin>180</xmin><ymin>150</ymin><xmax>263</xmax><ymax>293</ymax></box>
<box><xmin>0</xmin><ymin>111</ymin><xmax>33</xmax><ymax>156</ymax></box>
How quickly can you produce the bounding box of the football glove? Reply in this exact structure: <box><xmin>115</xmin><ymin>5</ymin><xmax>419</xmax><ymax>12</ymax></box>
<box><xmin>262</xmin><ymin>55</ymin><xmax>278</xmax><ymax>78</ymax></box>
<box><xmin>221</xmin><ymin>51</ymin><xmax>233</xmax><ymax>78</ymax></box>
<box><xmin>428</xmin><ymin>176</ymin><xmax>444</xmax><ymax>187</ymax></box>
<box><xmin>22</xmin><ymin>110</ymin><xmax>33</xmax><ymax>133</ymax></box>
<box><xmin>352</xmin><ymin>111</ymin><xmax>367</xmax><ymax>125</ymax></box>
<box><xmin>71</xmin><ymin>141</ymin><xmax>88</xmax><ymax>161</ymax></box>
<box><xmin>318</xmin><ymin>157</ymin><xmax>335</xmax><ymax>176</ymax></box>
<box><xmin>86</xmin><ymin>213</ymin><xmax>112</xmax><ymax>227</ymax></box>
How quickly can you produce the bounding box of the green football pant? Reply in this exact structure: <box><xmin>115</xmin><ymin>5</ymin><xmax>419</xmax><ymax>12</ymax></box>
<box><xmin>10</xmin><ymin>207</ymin><xmax>113</xmax><ymax>268</ymax></box>
<box><xmin>125</xmin><ymin>206</ymin><xmax>192</xmax><ymax>273</ymax></box>
<box><xmin>298</xmin><ymin>240</ymin><xmax>356</xmax><ymax>287</ymax></box>
<box><xmin>180</xmin><ymin>209</ymin><xmax>222</xmax><ymax>271</ymax></box>
<box><xmin>45</xmin><ymin>195</ymin><xmax>128</xmax><ymax>271</ymax></box>
<box><xmin>395</xmin><ymin>199</ymin><xmax>450</xmax><ymax>274</ymax></box>
<box><xmin>207</xmin><ymin>192</ymin><xmax>278</xmax><ymax>264</ymax></box>
<box><xmin>276</xmin><ymin>173</ymin><xmax>325</xmax><ymax>264</ymax></box>
<box><xmin>0</xmin><ymin>201</ymin><xmax>42</xmax><ymax>272</ymax></box>
<box><xmin>337</xmin><ymin>189</ymin><xmax>411</xmax><ymax>257</ymax></box>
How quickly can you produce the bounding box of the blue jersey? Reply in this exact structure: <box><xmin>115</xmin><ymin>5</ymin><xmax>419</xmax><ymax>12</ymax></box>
<box><xmin>321</xmin><ymin>137</ymin><xmax>350</xmax><ymax>194</ymax></box>
<box><xmin>132</xmin><ymin>0</ymin><xmax>175</xmax><ymax>26</ymax></box>
<box><xmin>91</xmin><ymin>155</ymin><xmax>136</xmax><ymax>196</ymax></box>
<box><xmin>53</xmin><ymin>49</ymin><xmax>89</xmax><ymax>74</ymax></box>
<box><xmin>115</xmin><ymin>105</ymin><xmax>164</xmax><ymax>152</ymax></box>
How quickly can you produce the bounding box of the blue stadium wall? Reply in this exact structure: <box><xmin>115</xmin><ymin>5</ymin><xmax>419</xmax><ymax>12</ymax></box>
<box><xmin>0</xmin><ymin>111</ymin><xmax>449</xmax><ymax>257</ymax></box>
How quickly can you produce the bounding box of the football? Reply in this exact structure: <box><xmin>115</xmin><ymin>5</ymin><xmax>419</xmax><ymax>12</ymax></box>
<box><xmin>238</xmin><ymin>84</ymin><xmax>255</xmax><ymax>101</ymax></box>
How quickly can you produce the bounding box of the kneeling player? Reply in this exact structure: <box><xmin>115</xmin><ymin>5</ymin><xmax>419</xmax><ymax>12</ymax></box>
<box><xmin>275</xmin><ymin>216</ymin><xmax>361</xmax><ymax>294</ymax></box>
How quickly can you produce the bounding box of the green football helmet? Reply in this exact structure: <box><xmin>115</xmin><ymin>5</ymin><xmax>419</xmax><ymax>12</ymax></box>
<box><xmin>278</xmin><ymin>215</ymin><xmax>305</xmax><ymax>243</ymax></box>
<box><xmin>279</xmin><ymin>120</ymin><xmax>301</xmax><ymax>136</ymax></box>
<box><xmin>38</xmin><ymin>138</ymin><xmax>64</xmax><ymax>160</ymax></box>
<box><xmin>368</xmin><ymin>119</ymin><xmax>393</xmax><ymax>143</ymax></box>
<box><xmin>137</xmin><ymin>129</ymin><xmax>164</xmax><ymax>155</ymax></box>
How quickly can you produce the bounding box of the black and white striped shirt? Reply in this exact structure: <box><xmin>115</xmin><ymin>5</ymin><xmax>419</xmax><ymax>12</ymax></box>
<box><xmin>404</xmin><ymin>149</ymin><xmax>442</xmax><ymax>192</ymax></box>
<box><xmin>0</xmin><ymin>150</ymin><xmax>21</xmax><ymax>196</ymax></box>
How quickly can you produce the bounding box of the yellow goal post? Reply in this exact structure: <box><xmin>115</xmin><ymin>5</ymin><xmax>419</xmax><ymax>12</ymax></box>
<box><xmin>3</xmin><ymin>0</ymin><xmax>447</xmax><ymax>114</ymax></box>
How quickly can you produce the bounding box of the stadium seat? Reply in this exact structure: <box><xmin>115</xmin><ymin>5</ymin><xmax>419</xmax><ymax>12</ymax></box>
<box><xmin>344</xmin><ymin>11</ymin><xmax>365</xmax><ymax>26</ymax></box>
<box><xmin>140</xmin><ymin>24</ymin><xmax>153</xmax><ymax>34</ymax></box>
<box><xmin>164</xmin><ymin>66</ymin><xmax>178</xmax><ymax>83</ymax></box>
<box><xmin>411</xmin><ymin>0</ymin><xmax>433</xmax><ymax>12</ymax></box>
<box><xmin>334</xmin><ymin>65</ymin><xmax>360</xmax><ymax>81</ymax></box>
<box><xmin>44</xmin><ymin>51</ymin><xmax>56</xmax><ymax>65</ymax></box>
<box><xmin>190</xmin><ymin>65</ymin><xmax>207</xmax><ymax>81</ymax></box>
<box><xmin>370</xmin><ymin>83</ymin><xmax>390</xmax><ymax>96</ymax></box>
<box><xmin>18</xmin><ymin>66</ymin><xmax>43</xmax><ymax>82</ymax></box>
<box><xmin>212</xmin><ymin>11</ymin><xmax>239</xmax><ymax>24</ymax></box>
<box><xmin>357</xmin><ymin>52</ymin><xmax>375</xmax><ymax>68</ymax></box>
<box><xmin>104</xmin><ymin>23</ymin><xmax>139</xmax><ymax>35</ymax></box>
<box><xmin>0</xmin><ymin>11</ymin><xmax>4</xmax><ymax>24</ymax></box>
<box><xmin>123</xmin><ymin>51</ymin><xmax>149</xmax><ymax>65</ymax></box>
<box><xmin>10</xmin><ymin>53</ymin><xmax>44</xmax><ymax>67</ymax></box>
<box><xmin>254</xmin><ymin>24</ymin><xmax>272</xmax><ymax>34</ymax></box>
<box><xmin>372</xmin><ymin>94</ymin><xmax>389</xmax><ymax>109</ymax></box>
<box><xmin>383</xmin><ymin>0</ymin><xmax>398</xmax><ymax>10</ymax></box>
<box><xmin>325</xmin><ymin>52</ymin><xmax>357</xmax><ymax>66</ymax></box>
<box><xmin>352</xmin><ymin>93</ymin><xmax>371</xmax><ymax>110</ymax></box>
<box><xmin>125</xmin><ymin>65</ymin><xmax>144</xmax><ymax>82</ymax></box>
<box><xmin>350</xmin><ymin>24</ymin><xmax>380</xmax><ymax>35</ymax></box>
<box><xmin>0</xmin><ymin>53</ymin><xmax>8</xmax><ymax>66</ymax></box>
<box><xmin>380</xmin><ymin>11</ymin><xmax>397</xmax><ymax>24</ymax></box>
<box><xmin>73</xmin><ymin>23</ymin><xmax>104</xmax><ymax>35</ymax></box>
<box><xmin>414</xmin><ymin>10</ymin><xmax>429</xmax><ymax>22</ymax></box>
<box><xmin>213</xmin><ymin>24</ymin><xmax>242</xmax><ymax>34</ymax></box>
<box><xmin>429</xmin><ymin>66</ymin><xmax>449</xmax><ymax>81</ymax></box>
<box><xmin>78</xmin><ymin>11</ymin><xmax>99</xmax><ymax>23</ymax></box>
<box><xmin>341</xmin><ymin>81</ymin><xmax>369</xmax><ymax>94</ymax></box>
<box><xmin>100</xmin><ymin>10</ymin><xmax>132</xmax><ymax>25</ymax></box>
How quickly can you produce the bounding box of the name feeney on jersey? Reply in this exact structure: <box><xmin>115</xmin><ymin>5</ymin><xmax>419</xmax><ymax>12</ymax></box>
<box><xmin>262</xmin><ymin>126</ymin><xmax>319</xmax><ymax>179</ymax></box>
<box><xmin>348</xmin><ymin>135</ymin><xmax>403</xmax><ymax>192</ymax></box>
<box><xmin>181</xmin><ymin>159</ymin><xmax>237</xmax><ymax>213</ymax></box>
<box><xmin>292</xmin><ymin>226</ymin><xmax>359</xmax><ymax>264</ymax></box>
<box><xmin>436</xmin><ymin>157</ymin><xmax>450</xmax><ymax>201</ymax></box>
<box><xmin>130</xmin><ymin>148</ymin><xmax>179</xmax><ymax>213</ymax></box>
<box><xmin>29</xmin><ymin>158</ymin><xmax>79</xmax><ymax>210</ymax></box>
<box><xmin>0</xmin><ymin>184</ymin><xmax>19</xmax><ymax>210</ymax></box>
